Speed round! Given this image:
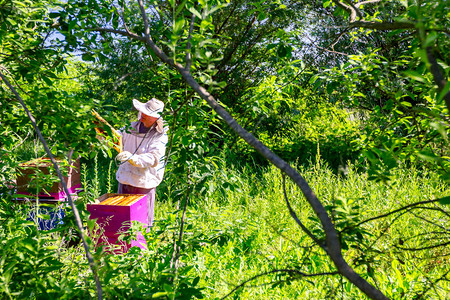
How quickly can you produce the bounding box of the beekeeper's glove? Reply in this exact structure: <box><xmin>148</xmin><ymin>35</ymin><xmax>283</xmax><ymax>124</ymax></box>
<box><xmin>116</xmin><ymin>151</ymin><xmax>138</xmax><ymax>167</ymax></box>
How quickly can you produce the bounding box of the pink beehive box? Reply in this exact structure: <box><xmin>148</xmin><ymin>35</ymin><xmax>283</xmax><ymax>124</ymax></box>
<box><xmin>87</xmin><ymin>193</ymin><xmax>148</xmax><ymax>253</ymax></box>
<box><xmin>16</xmin><ymin>157</ymin><xmax>81</xmax><ymax>200</ymax></box>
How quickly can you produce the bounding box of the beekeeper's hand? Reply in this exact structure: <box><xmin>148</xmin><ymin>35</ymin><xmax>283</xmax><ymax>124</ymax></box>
<box><xmin>116</xmin><ymin>151</ymin><xmax>138</xmax><ymax>167</ymax></box>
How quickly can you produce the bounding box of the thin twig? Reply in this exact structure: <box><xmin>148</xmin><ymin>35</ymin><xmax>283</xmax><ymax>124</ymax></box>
<box><xmin>281</xmin><ymin>174</ymin><xmax>323</xmax><ymax>248</ymax></box>
<box><xmin>185</xmin><ymin>13</ymin><xmax>196</xmax><ymax>71</ymax></box>
<box><xmin>415</xmin><ymin>268</ymin><xmax>450</xmax><ymax>299</ymax></box>
<box><xmin>353</xmin><ymin>198</ymin><xmax>442</xmax><ymax>227</ymax></box>
<box><xmin>174</xmin><ymin>184</ymin><xmax>189</xmax><ymax>269</ymax></box>
<box><xmin>355</xmin><ymin>0</ymin><xmax>382</xmax><ymax>8</ymax></box>
<box><xmin>306</xmin><ymin>36</ymin><xmax>349</xmax><ymax>56</ymax></box>
<box><xmin>348</xmin><ymin>20</ymin><xmax>416</xmax><ymax>30</ymax></box>
<box><xmin>89</xmin><ymin>27</ymin><xmax>145</xmax><ymax>41</ymax></box>
<box><xmin>221</xmin><ymin>269</ymin><xmax>338</xmax><ymax>299</ymax></box>
<box><xmin>408</xmin><ymin>210</ymin><xmax>448</xmax><ymax>231</ymax></box>
<box><xmin>0</xmin><ymin>65</ymin><xmax>31</xmax><ymax>96</ymax></box>
<box><xmin>114</xmin><ymin>5</ymin><xmax>132</xmax><ymax>36</ymax></box>
<box><xmin>402</xmin><ymin>230</ymin><xmax>450</xmax><ymax>242</ymax></box>
<box><xmin>11</xmin><ymin>131</ymin><xmax>32</xmax><ymax>151</ymax></box>
<box><xmin>265</xmin><ymin>215</ymin><xmax>316</xmax><ymax>250</ymax></box>
<box><xmin>395</xmin><ymin>240</ymin><xmax>450</xmax><ymax>252</ymax></box>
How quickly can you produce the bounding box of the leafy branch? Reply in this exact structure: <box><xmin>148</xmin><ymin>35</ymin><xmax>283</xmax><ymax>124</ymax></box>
<box><xmin>0</xmin><ymin>68</ymin><xmax>103</xmax><ymax>300</ymax></box>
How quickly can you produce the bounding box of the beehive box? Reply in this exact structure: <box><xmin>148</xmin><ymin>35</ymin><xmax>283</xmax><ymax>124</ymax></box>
<box><xmin>16</xmin><ymin>157</ymin><xmax>81</xmax><ymax>200</ymax></box>
<box><xmin>87</xmin><ymin>193</ymin><xmax>148</xmax><ymax>253</ymax></box>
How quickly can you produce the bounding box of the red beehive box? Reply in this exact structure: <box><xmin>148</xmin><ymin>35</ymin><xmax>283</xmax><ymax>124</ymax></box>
<box><xmin>87</xmin><ymin>193</ymin><xmax>148</xmax><ymax>253</ymax></box>
<box><xmin>16</xmin><ymin>157</ymin><xmax>81</xmax><ymax>200</ymax></box>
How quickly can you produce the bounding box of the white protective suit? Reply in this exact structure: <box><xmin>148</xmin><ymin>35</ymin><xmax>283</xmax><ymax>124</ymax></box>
<box><xmin>116</xmin><ymin>121</ymin><xmax>168</xmax><ymax>189</ymax></box>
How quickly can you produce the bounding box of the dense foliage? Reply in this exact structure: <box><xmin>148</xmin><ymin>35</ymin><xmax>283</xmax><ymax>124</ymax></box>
<box><xmin>1</xmin><ymin>0</ymin><xmax>449</xmax><ymax>299</ymax></box>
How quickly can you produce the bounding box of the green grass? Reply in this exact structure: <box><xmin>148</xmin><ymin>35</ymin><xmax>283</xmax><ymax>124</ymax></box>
<box><xmin>1</xmin><ymin>157</ymin><xmax>449</xmax><ymax>299</ymax></box>
<box><xmin>152</xmin><ymin>161</ymin><xmax>449</xmax><ymax>299</ymax></box>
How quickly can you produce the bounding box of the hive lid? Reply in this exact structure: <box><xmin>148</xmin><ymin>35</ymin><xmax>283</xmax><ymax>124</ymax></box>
<box><xmin>94</xmin><ymin>193</ymin><xmax>145</xmax><ymax>206</ymax></box>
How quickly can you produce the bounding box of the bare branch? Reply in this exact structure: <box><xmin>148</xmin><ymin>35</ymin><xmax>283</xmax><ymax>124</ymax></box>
<box><xmin>175</xmin><ymin>44</ymin><xmax>390</xmax><ymax>300</ymax></box>
<box><xmin>185</xmin><ymin>14</ymin><xmax>196</xmax><ymax>71</ymax></box>
<box><xmin>426</xmin><ymin>47</ymin><xmax>450</xmax><ymax>113</ymax></box>
<box><xmin>89</xmin><ymin>27</ymin><xmax>145</xmax><ymax>41</ymax></box>
<box><xmin>282</xmin><ymin>174</ymin><xmax>323</xmax><ymax>247</ymax></box>
<box><xmin>395</xmin><ymin>240</ymin><xmax>450</xmax><ymax>252</ymax></box>
<box><xmin>306</xmin><ymin>36</ymin><xmax>349</xmax><ymax>56</ymax></box>
<box><xmin>331</xmin><ymin>0</ymin><xmax>357</xmax><ymax>22</ymax></box>
<box><xmin>221</xmin><ymin>269</ymin><xmax>339</xmax><ymax>299</ymax></box>
<box><xmin>343</xmin><ymin>0</ymin><xmax>363</xmax><ymax>20</ymax></box>
<box><xmin>114</xmin><ymin>5</ymin><xmax>133</xmax><ymax>36</ymax></box>
<box><xmin>355</xmin><ymin>0</ymin><xmax>382</xmax><ymax>8</ymax></box>
<box><xmin>354</xmin><ymin>198</ymin><xmax>442</xmax><ymax>227</ymax></box>
<box><xmin>138</xmin><ymin>0</ymin><xmax>151</xmax><ymax>39</ymax></box>
<box><xmin>348</xmin><ymin>21</ymin><xmax>416</xmax><ymax>30</ymax></box>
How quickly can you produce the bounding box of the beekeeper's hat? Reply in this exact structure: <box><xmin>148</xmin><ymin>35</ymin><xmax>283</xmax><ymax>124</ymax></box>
<box><xmin>132</xmin><ymin>98</ymin><xmax>164</xmax><ymax>118</ymax></box>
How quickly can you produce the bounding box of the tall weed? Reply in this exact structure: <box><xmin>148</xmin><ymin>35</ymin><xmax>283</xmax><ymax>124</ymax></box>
<box><xmin>0</xmin><ymin>157</ymin><xmax>448</xmax><ymax>299</ymax></box>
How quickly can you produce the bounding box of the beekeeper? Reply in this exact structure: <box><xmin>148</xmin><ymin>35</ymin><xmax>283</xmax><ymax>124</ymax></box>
<box><xmin>115</xmin><ymin>98</ymin><xmax>168</xmax><ymax>227</ymax></box>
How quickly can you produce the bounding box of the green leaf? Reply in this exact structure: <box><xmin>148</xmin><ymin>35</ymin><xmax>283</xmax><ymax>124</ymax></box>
<box><xmin>437</xmin><ymin>81</ymin><xmax>450</xmax><ymax>101</ymax></box>
<box><xmin>181</xmin><ymin>136</ymin><xmax>190</xmax><ymax>146</ymax></box>
<box><xmin>163</xmin><ymin>283</ymin><xmax>174</xmax><ymax>293</ymax></box>
<box><xmin>418</xmin><ymin>151</ymin><xmax>440</xmax><ymax>162</ymax></box>
<box><xmin>192</xmin><ymin>276</ymin><xmax>200</xmax><ymax>286</ymax></box>
<box><xmin>257</xmin><ymin>12</ymin><xmax>266</xmax><ymax>21</ymax></box>
<box><xmin>207</xmin><ymin>3</ymin><xmax>227</xmax><ymax>16</ymax></box>
<box><xmin>187</xmin><ymin>6</ymin><xmax>202</xmax><ymax>19</ymax></box>
<box><xmin>173</xmin><ymin>18</ymin><xmax>185</xmax><ymax>34</ymax></box>
<box><xmin>438</xmin><ymin>196</ymin><xmax>450</xmax><ymax>205</ymax></box>
<box><xmin>152</xmin><ymin>292</ymin><xmax>168</xmax><ymax>298</ymax></box>
<box><xmin>42</xmin><ymin>76</ymin><xmax>53</xmax><ymax>86</ymax></box>
<box><xmin>424</xmin><ymin>31</ymin><xmax>437</xmax><ymax>47</ymax></box>
<box><xmin>82</xmin><ymin>53</ymin><xmax>95</xmax><ymax>62</ymax></box>
<box><xmin>175</xmin><ymin>0</ymin><xmax>188</xmax><ymax>18</ymax></box>
<box><xmin>216</xmin><ymin>81</ymin><xmax>227</xmax><ymax>88</ymax></box>
<box><xmin>430</xmin><ymin>122</ymin><xmax>448</xmax><ymax>141</ymax></box>
<box><xmin>68</xmin><ymin>19</ymin><xmax>77</xmax><ymax>31</ymax></box>
<box><xmin>403</xmin><ymin>70</ymin><xmax>426</xmax><ymax>83</ymax></box>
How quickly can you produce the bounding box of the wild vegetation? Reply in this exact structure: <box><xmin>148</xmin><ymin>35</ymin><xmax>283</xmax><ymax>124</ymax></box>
<box><xmin>1</xmin><ymin>0</ymin><xmax>449</xmax><ymax>299</ymax></box>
